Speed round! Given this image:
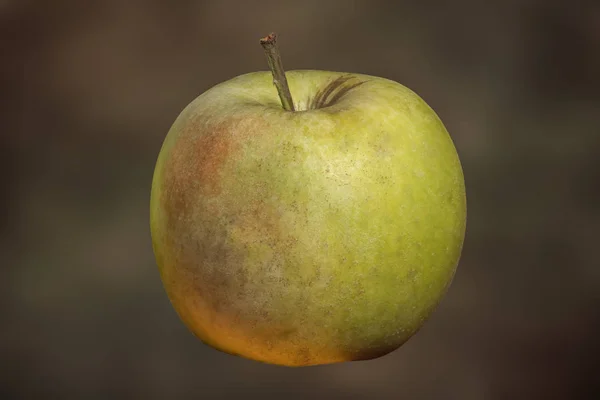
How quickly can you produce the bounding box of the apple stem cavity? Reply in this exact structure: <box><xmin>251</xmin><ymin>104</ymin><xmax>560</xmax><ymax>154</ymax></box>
<box><xmin>260</xmin><ymin>32</ymin><xmax>295</xmax><ymax>112</ymax></box>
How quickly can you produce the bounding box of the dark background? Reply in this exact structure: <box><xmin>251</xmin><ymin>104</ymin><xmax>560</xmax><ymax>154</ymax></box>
<box><xmin>2</xmin><ymin>0</ymin><xmax>599</xmax><ymax>398</ymax></box>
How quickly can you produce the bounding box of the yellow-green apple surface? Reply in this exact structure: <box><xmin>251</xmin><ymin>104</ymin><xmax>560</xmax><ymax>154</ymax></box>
<box><xmin>150</xmin><ymin>36</ymin><xmax>466</xmax><ymax>367</ymax></box>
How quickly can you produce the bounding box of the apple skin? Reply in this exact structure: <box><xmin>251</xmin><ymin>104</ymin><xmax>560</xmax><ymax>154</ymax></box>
<box><xmin>150</xmin><ymin>70</ymin><xmax>466</xmax><ymax>367</ymax></box>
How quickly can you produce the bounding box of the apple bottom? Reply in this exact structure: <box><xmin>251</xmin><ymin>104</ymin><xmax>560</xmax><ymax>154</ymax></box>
<box><xmin>157</xmin><ymin>254</ymin><xmax>433</xmax><ymax>367</ymax></box>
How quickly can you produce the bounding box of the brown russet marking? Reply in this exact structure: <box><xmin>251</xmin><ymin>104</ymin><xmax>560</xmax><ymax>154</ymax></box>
<box><xmin>158</xmin><ymin>117</ymin><xmax>247</xmax><ymax>313</ymax></box>
<box><xmin>195</xmin><ymin>121</ymin><xmax>245</xmax><ymax>196</ymax></box>
<box><xmin>168</xmin><ymin>120</ymin><xmax>235</xmax><ymax>202</ymax></box>
<box><xmin>161</xmin><ymin>116</ymin><xmax>251</xmax><ymax>238</ymax></box>
<box><xmin>160</xmin><ymin>114</ymin><xmax>284</xmax><ymax>324</ymax></box>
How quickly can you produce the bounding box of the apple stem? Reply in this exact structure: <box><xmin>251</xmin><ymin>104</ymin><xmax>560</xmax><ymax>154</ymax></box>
<box><xmin>260</xmin><ymin>33</ymin><xmax>295</xmax><ymax>112</ymax></box>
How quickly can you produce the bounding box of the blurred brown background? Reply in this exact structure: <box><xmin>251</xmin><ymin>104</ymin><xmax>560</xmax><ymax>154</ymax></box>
<box><xmin>2</xmin><ymin>0</ymin><xmax>599</xmax><ymax>398</ymax></box>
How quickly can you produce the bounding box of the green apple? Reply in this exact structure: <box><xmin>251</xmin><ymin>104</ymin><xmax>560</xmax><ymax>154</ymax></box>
<box><xmin>150</xmin><ymin>42</ymin><xmax>466</xmax><ymax>367</ymax></box>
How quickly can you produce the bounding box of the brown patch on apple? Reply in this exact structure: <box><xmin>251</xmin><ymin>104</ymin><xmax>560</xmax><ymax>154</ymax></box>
<box><xmin>163</xmin><ymin>118</ymin><xmax>236</xmax><ymax>216</ymax></box>
<box><xmin>157</xmin><ymin>115</ymin><xmax>252</xmax><ymax>294</ymax></box>
<box><xmin>161</xmin><ymin>115</ymin><xmax>268</xmax><ymax>230</ymax></box>
<box><xmin>157</xmin><ymin>113</ymin><xmax>284</xmax><ymax>329</ymax></box>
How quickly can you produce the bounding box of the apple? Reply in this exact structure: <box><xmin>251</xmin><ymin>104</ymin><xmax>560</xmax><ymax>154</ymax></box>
<box><xmin>150</xmin><ymin>34</ymin><xmax>466</xmax><ymax>367</ymax></box>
